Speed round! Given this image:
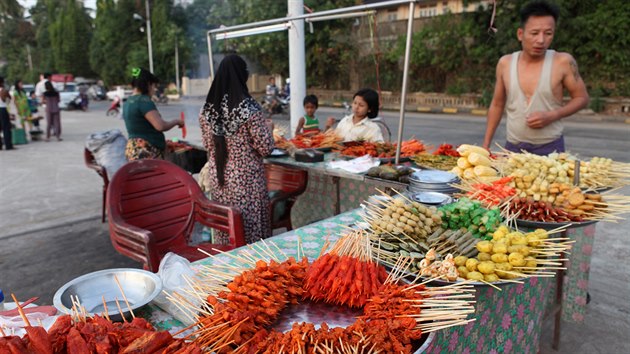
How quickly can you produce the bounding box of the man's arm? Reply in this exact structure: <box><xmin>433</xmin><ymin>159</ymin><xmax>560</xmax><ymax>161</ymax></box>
<box><xmin>483</xmin><ymin>56</ymin><xmax>509</xmax><ymax>149</ymax></box>
<box><xmin>526</xmin><ymin>53</ymin><xmax>589</xmax><ymax>129</ymax></box>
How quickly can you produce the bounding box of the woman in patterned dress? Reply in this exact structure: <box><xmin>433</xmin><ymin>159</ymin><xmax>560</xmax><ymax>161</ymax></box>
<box><xmin>199</xmin><ymin>54</ymin><xmax>274</xmax><ymax>244</ymax></box>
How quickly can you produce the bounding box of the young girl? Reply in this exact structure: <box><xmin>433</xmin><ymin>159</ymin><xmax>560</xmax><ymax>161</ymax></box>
<box><xmin>295</xmin><ymin>94</ymin><xmax>321</xmax><ymax>136</ymax></box>
<box><xmin>330</xmin><ymin>88</ymin><xmax>384</xmax><ymax>142</ymax></box>
<box><xmin>43</xmin><ymin>81</ymin><xmax>61</xmax><ymax>141</ymax></box>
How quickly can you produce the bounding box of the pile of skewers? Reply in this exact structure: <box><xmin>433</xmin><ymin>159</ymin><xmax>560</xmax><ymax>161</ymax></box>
<box><xmin>165</xmin><ymin>231</ymin><xmax>475</xmax><ymax>353</ymax></box>
<box><xmin>0</xmin><ymin>293</ymin><xmax>202</xmax><ymax>353</ymax></box>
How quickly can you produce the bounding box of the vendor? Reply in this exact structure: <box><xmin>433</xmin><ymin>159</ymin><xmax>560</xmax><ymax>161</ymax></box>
<box><xmin>482</xmin><ymin>0</ymin><xmax>589</xmax><ymax>155</ymax></box>
<box><xmin>123</xmin><ymin>67</ymin><xmax>184</xmax><ymax>160</ymax></box>
<box><xmin>326</xmin><ymin>88</ymin><xmax>384</xmax><ymax>143</ymax></box>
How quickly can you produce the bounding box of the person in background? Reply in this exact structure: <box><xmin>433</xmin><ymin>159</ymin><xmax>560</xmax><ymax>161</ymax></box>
<box><xmin>328</xmin><ymin>88</ymin><xmax>384</xmax><ymax>142</ymax></box>
<box><xmin>27</xmin><ymin>91</ymin><xmax>42</xmax><ymax>131</ymax></box>
<box><xmin>123</xmin><ymin>67</ymin><xmax>183</xmax><ymax>160</ymax></box>
<box><xmin>482</xmin><ymin>0</ymin><xmax>589</xmax><ymax>155</ymax></box>
<box><xmin>0</xmin><ymin>77</ymin><xmax>14</xmax><ymax>150</ymax></box>
<box><xmin>12</xmin><ymin>80</ymin><xmax>31</xmax><ymax>133</ymax></box>
<box><xmin>295</xmin><ymin>94</ymin><xmax>325</xmax><ymax>136</ymax></box>
<box><xmin>199</xmin><ymin>54</ymin><xmax>274</xmax><ymax>244</ymax></box>
<box><xmin>43</xmin><ymin>81</ymin><xmax>62</xmax><ymax>142</ymax></box>
<box><xmin>265</xmin><ymin>77</ymin><xmax>280</xmax><ymax>113</ymax></box>
<box><xmin>35</xmin><ymin>72</ymin><xmax>50</xmax><ymax>102</ymax></box>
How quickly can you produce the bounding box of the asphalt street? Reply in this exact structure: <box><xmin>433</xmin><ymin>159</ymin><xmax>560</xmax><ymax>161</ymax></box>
<box><xmin>0</xmin><ymin>98</ymin><xmax>628</xmax><ymax>353</ymax></box>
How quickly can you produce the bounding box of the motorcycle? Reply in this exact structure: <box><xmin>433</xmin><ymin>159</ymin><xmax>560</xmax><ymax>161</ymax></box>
<box><xmin>261</xmin><ymin>95</ymin><xmax>289</xmax><ymax>116</ymax></box>
<box><xmin>67</xmin><ymin>95</ymin><xmax>84</xmax><ymax>111</ymax></box>
<box><xmin>107</xmin><ymin>97</ymin><xmax>121</xmax><ymax>117</ymax></box>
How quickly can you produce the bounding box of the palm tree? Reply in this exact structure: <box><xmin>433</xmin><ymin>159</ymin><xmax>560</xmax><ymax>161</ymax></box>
<box><xmin>0</xmin><ymin>0</ymin><xmax>22</xmax><ymax>19</ymax></box>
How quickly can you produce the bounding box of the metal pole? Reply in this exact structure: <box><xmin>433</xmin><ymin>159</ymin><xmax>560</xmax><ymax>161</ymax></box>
<box><xmin>175</xmin><ymin>37</ymin><xmax>180</xmax><ymax>93</ymax></box>
<box><xmin>207</xmin><ymin>34</ymin><xmax>214</xmax><ymax>82</ymax></box>
<box><xmin>145</xmin><ymin>0</ymin><xmax>154</xmax><ymax>73</ymax></box>
<box><xmin>26</xmin><ymin>44</ymin><xmax>33</xmax><ymax>71</ymax></box>
<box><xmin>394</xmin><ymin>1</ymin><xmax>415</xmax><ymax>164</ymax></box>
<box><xmin>288</xmin><ymin>0</ymin><xmax>306</xmax><ymax>137</ymax></box>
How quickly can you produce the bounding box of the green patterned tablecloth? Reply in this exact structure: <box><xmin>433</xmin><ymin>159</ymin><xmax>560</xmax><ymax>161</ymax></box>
<box><xmin>141</xmin><ymin>209</ymin><xmax>558</xmax><ymax>353</ymax></box>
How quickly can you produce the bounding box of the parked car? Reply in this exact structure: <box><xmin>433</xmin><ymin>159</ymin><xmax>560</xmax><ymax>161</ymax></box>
<box><xmin>59</xmin><ymin>82</ymin><xmax>81</xmax><ymax>110</ymax></box>
<box><xmin>106</xmin><ymin>86</ymin><xmax>133</xmax><ymax>101</ymax></box>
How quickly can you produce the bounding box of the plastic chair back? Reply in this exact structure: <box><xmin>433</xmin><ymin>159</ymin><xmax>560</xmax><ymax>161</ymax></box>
<box><xmin>107</xmin><ymin>159</ymin><xmax>245</xmax><ymax>271</ymax></box>
<box><xmin>265</xmin><ymin>164</ymin><xmax>308</xmax><ymax>231</ymax></box>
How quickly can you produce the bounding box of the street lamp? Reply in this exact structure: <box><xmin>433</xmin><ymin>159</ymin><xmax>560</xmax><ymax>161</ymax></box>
<box><xmin>133</xmin><ymin>0</ymin><xmax>153</xmax><ymax>73</ymax></box>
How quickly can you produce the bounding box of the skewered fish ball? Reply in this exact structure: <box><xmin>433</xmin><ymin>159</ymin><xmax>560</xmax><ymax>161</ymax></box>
<box><xmin>454</xmin><ymin>256</ymin><xmax>468</xmax><ymax>267</ymax></box>
<box><xmin>466</xmin><ymin>271</ymin><xmax>484</xmax><ymax>281</ymax></box>
<box><xmin>465</xmin><ymin>258</ymin><xmax>479</xmax><ymax>272</ymax></box>
<box><xmin>491</xmin><ymin>253</ymin><xmax>508</xmax><ymax>263</ymax></box>
<box><xmin>477</xmin><ymin>261</ymin><xmax>496</xmax><ymax>275</ymax></box>
<box><xmin>457</xmin><ymin>266</ymin><xmax>469</xmax><ymax>278</ymax></box>
<box><xmin>508</xmin><ymin>252</ymin><xmax>527</xmax><ymax>267</ymax></box>
<box><xmin>492</xmin><ymin>243</ymin><xmax>508</xmax><ymax>254</ymax></box>
<box><xmin>476</xmin><ymin>241</ymin><xmax>493</xmax><ymax>253</ymax></box>
<box><xmin>477</xmin><ymin>252</ymin><xmax>492</xmax><ymax>262</ymax></box>
<box><xmin>484</xmin><ymin>274</ymin><xmax>500</xmax><ymax>282</ymax></box>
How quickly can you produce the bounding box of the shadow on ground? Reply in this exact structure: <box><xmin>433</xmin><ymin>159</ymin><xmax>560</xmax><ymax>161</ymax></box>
<box><xmin>0</xmin><ymin>218</ymin><xmax>140</xmax><ymax>305</ymax></box>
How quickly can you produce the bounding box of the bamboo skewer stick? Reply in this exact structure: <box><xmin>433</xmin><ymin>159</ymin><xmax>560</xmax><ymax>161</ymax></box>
<box><xmin>10</xmin><ymin>294</ymin><xmax>31</xmax><ymax>327</ymax></box>
<box><xmin>113</xmin><ymin>275</ymin><xmax>135</xmax><ymax>319</ymax></box>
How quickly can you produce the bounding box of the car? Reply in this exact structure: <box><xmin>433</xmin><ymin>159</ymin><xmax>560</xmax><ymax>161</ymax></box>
<box><xmin>58</xmin><ymin>82</ymin><xmax>80</xmax><ymax>110</ymax></box>
<box><xmin>106</xmin><ymin>86</ymin><xmax>133</xmax><ymax>101</ymax></box>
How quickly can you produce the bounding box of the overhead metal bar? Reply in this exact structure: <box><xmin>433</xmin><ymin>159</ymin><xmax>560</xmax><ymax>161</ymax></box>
<box><xmin>206</xmin><ymin>0</ymin><xmax>418</xmax><ymax>146</ymax></box>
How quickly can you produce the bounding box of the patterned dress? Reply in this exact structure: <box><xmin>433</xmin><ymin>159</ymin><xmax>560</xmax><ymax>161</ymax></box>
<box><xmin>199</xmin><ymin>97</ymin><xmax>274</xmax><ymax>244</ymax></box>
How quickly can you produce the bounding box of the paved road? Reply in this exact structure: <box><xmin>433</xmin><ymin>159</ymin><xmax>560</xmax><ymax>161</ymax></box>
<box><xmin>0</xmin><ymin>99</ymin><xmax>628</xmax><ymax>353</ymax></box>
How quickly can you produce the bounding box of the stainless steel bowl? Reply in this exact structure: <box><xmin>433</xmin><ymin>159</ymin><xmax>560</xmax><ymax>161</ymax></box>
<box><xmin>53</xmin><ymin>268</ymin><xmax>162</xmax><ymax>321</ymax></box>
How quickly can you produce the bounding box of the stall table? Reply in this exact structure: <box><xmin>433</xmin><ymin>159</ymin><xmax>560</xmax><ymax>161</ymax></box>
<box><xmin>141</xmin><ymin>209</ymin><xmax>553</xmax><ymax>353</ymax></box>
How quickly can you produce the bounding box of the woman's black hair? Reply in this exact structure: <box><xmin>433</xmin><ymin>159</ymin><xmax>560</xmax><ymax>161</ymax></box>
<box><xmin>303</xmin><ymin>94</ymin><xmax>318</xmax><ymax>108</ymax></box>
<box><xmin>44</xmin><ymin>81</ymin><xmax>56</xmax><ymax>92</ymax></box>
<box><xmin>0</xmin><ymin>76</ymin><xmax>4</xmax><ymax>86</ymax></box>
<box><xmin>130</xmin><ymin>67</ymin><xmax>159</xmax><ymax>95</ymax></box>
<box><xmin>205</xmin><ymin>54</ymin><xmax>251</xmax><ymax>187</ymax></box>
<box><xmin>14</xmin><ymin>80</ymin><xmax>24</xmax><ymax>94</ymax></box>
<box><xmin>354</xmin><ymin>88</ymin><xmax>379</xmax><ymax>119</ymax></box>
<box><xmin>520</xmin><ymin>0</ymin><xmax>559</xmax><ymax>27</ymax></box>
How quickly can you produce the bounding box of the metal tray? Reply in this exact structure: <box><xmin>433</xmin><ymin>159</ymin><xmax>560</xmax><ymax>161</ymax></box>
<box><xmin>410</xmin><ymin>192</ymin><xmax>453</xmax><ymax>206</ymax></box>
<box><xmin>515</xmin><ymin>218</ymin><xmax>598</xmax><ymax>230</ymax></box>
<box><xmin>270</xmin><ymin>294</ymin><xmax>434</xmax><ymax>352</ymax></box>
<box><xmin>410</xmin><ymin>170</ymin><xmax>458</xmax><ymax>184</ymax></box>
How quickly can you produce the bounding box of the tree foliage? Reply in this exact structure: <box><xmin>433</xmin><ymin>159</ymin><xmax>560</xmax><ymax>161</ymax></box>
<box><xmin>385</xmin><ymin>0</ymin><xmax>630</xmax><ymax>97</ymax></box>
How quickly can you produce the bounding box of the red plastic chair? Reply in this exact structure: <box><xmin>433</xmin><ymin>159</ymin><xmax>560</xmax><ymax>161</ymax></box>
<box><xmin>265</xmin><ymin>164</ymin><xmax>308</xmax><ymax>232</ymax></box>
<box><xmin>107</xmin><ymin>159</ymin><xmax>246</xmax><ymax>272</ymax></box>
<box><xmin>84</xmin><ymin>148</ymin><xmax>109</xmax><ymax>223</ymax></box>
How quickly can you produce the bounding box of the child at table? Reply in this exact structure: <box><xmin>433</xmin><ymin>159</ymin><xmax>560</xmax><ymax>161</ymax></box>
<box><xmin>295</xmin><ymin>94</ymin><xmax>323</xmax><ymax>136</ymax></box>
<box><xmin>327</xmin><ymin>88</ymin><xmax>384</xmax><ymax>142</ymax></box>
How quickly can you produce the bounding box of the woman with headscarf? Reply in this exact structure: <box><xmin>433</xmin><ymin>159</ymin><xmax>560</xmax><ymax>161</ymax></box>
<box><xmin>199</xmin><ymin>54</ymin><xmax>274</xmax><ymax>244</ymax></box>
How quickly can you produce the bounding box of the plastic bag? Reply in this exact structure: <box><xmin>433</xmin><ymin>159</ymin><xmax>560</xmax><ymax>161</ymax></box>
<box><xmin>152</xmin><ymin>253</ymin><xmax>201</xmax><ymax>326</ymax></box>
<box><xmin>85</xmin><ymin>129</ymin><xmax>128</xmax><ymax>179</ymax></box>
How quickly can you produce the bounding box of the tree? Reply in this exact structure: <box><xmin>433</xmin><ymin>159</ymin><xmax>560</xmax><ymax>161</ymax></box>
<box><xmin>0</xmin><ymin>0</ymin><xmax>21</xmax><ymax>19</ymax></box>
<box><xmin>48</xmin><ymin>0</ymin><xmax>93</xmax><ymax>76</ymax></box>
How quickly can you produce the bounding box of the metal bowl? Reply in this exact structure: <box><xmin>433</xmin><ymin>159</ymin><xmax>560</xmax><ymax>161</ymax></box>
<box><xmin>53</xmin><ymin>268</ymin><xmax>162</xmax><ymax>321</ymax></box>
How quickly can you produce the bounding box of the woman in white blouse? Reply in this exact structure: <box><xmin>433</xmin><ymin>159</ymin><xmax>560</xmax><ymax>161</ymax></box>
<box><xmin>326</xmin><ymin>88</ymin><xmax>384</xmax><ymax>143</ymax></box>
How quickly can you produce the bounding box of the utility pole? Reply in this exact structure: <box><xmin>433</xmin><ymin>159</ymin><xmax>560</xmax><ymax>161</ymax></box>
<box><xmin>288</xmin><ymin>0</ymin><xmax>306</xmax><ymax>137</ymax></box>
<box><xmin>26</xmin><ymin>45</ymin><xmax>33</xmax><ymax>71</ymax></box>
<box><xmin>175</xmin><ymin>36</ymin><xmax>180</xmax><ymax>93</ymax></box>
<box><xmin>145</xmin><ymin>0</ymin><xmax>154</xmax><ymax>73</ymax></box>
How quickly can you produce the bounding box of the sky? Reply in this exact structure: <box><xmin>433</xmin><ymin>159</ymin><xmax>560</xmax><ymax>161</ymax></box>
<box><xmin>18</xmin><ymin>0</ymin><xmax>98</xmax><ymax>16</ymax></box>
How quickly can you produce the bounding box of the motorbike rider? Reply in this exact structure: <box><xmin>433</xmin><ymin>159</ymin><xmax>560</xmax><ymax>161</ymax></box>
<box><xmin>265</xmin><ymin>77</ymin><xmax>280</xmax><ymax>113</ymax></box>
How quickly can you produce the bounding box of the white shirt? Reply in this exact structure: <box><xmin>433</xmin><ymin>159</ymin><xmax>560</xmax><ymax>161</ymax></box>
<box><xmin>35</xmin><ymin>79</ymin><xmax>48</xmax><ymax>99</ymax></box>
<box><xmin>334</xmin><ymin>115</ymin><xmax>384</xmax><ymax>142</ymax></box>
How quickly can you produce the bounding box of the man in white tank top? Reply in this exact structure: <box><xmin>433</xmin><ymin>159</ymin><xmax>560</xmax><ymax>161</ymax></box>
<box><xmin>483</xmin><ymin>0</ymin><xmax>589</xmax><ymax>155</ymax></box>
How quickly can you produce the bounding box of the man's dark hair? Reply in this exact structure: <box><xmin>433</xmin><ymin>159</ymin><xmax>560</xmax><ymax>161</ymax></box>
<box><xmin>520</xmin><ymin>0</ymin><xmax>559</xmax><ymax>27</ymax></box>
<box><xmin>44</xmin><ymin>72</ymin><xmax>51</xmax><ymax>79</ymax></box>
<box><xmin>303</xmin><ymin>94</ymin><xmax>318</xmax><ymax>108</ymax></box>
<box><xmin>130</xmin><ymin>67</ymin><xmax>159</xmax><ymax>95</ymax></box>
<box><xmin>0</xmin><ymin>76</ymin><xmax>4</xmax><ymax>86</ymax></box>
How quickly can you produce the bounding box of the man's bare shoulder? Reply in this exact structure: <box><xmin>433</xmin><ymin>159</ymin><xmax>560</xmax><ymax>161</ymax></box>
<box><xmin>554</xmin><ymin>51</ymin><xmax>578</xmax><ymax>66</ymax></box>
<box><xmin>496</xmin><ymin>54</ymin><xmax>512</xmax><ymax>74</ymax></box>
